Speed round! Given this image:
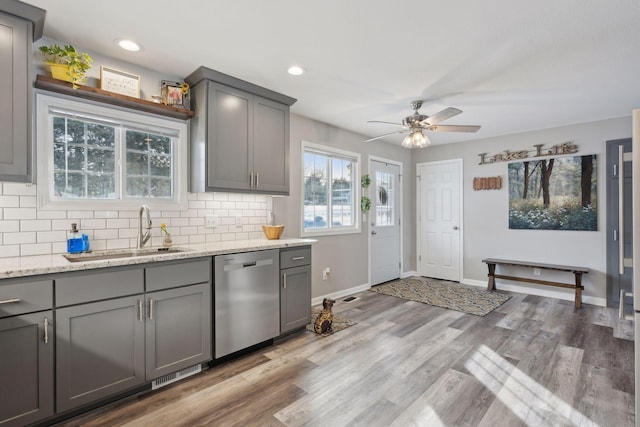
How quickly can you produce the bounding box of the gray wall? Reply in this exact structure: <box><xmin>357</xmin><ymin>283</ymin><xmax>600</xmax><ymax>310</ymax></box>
<box><xmin>413</xmin><ymin>116</ymin><xmax>631</xmax><ymax>302</ymax></box>
<box><xmin>273</xmin><ymin>114</ymin><xmax>413</xmax><ymax>299</ymax></box>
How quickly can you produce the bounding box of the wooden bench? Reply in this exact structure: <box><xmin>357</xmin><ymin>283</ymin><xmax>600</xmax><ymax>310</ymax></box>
<box><xmin>482</xmin><ymin>258</ymin><xmax>589</xmax><ymax>308</ymax></box>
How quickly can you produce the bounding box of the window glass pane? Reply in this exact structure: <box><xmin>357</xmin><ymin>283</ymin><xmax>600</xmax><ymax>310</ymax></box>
<box><xmin>51</xmin><ymin>116</ymin><xmax>117</xmax><ymax>200</ymax></box>
<box><xmin>87</xmin><ymin>174</ymin><xmax>115</xmax><ymax>198</ymax></box>
<box><xmin>54</xmin><ymin>172</ymin><xmax>85</xmax><ymax>198</ymax></box>
<box><xmin>126</xmin><ymin>177</ymin><xmax>149</xmax><ymax>197</ymax></box>
<box><xmin>331</xmin><ymin>157</ymin><xmax>353</xmax><ymax>227</ymax></box>
<box><xmin>303</xmin><ymin>151</ymin><xmax>328</xmax><ymax>230</ymax></box>
<box><xmin>125</xmin><ymin>130</ymin><xmax>173</xmax><ymax>198</ymax></box>
<box><xmin>376</xmin><ymin>171</ymin><xmax>394</xmax><ymax>226</ymax></box>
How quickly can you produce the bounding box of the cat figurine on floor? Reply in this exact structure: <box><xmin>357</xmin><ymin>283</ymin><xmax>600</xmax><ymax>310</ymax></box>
<box><xmin>314</xmin><ymin>298</ymin><xmax>335</xmax><ymax>335</ymax></box>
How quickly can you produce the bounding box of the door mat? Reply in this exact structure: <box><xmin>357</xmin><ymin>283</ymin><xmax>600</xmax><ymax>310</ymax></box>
<box><xmin>370</xmin><ymin>276</ymin><xmax>511</xmax><ymax>316</ymax></box>
<box><xmin>306</xmin><ymin>307</ymin><xmax>357</xmax><ymax>336</ymax></box>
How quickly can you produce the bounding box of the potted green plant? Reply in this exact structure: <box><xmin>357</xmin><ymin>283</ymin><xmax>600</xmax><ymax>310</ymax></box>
<box><xmin>39</xmin><ymin>44</ymin><xmax>93</xmax><ymax>89</ymax></box>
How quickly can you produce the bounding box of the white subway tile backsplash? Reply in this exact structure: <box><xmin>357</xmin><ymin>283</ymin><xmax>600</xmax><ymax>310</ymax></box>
<box><xmin>37</xmin><ymin>230</ymin><xmax>67</xmax><ymax>243</ymax></box>
<box><xmin>0</xmin><ymin>181</ymin><xmax>273</xmax><ymax>258</ymax></box>
<box><xmin>4</xmin><ymin>232</ymin><xmax>36</xmax><ymax>245</ymax></box>
<box><xmin>21</xmin><ymin>243</ymin><xmax>51</xmax><ymax>256</ymax></box>
<box><xmin>0</xmin><ymin>220</ymin><xmax>20</xmax><ymax>232</ymax></box>
<box><xmin>0</xmin><ymin>196</ymin><xmax>20</xmax><ymax>207</ymax></box>
<box><xmin>21</xmin><ymin>220</ymin><xmax>52</xmax><ymax>232</ymax></box>
<box><xmin>0</xmin><ymin>244</ymin><xmax>19</xmax><ymax>257</ymax></box>
<box><xmin>20</xmin><ymin>196</ymin><xmax>37</xmax><ymax>208</ymax></box>
<box><xmin>5</xmin><ymin>208</ymin><xmax>36</xmax><ymax>220</ymax></box>
<box><xmin>3</xmin><ymin>183</ymin><xmax>36</xmax><ymax>196</ymax></box>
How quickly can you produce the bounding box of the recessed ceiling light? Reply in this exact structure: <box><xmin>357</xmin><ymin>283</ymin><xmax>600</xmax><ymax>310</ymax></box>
<box><xmin>116</xmin><ymin>39</ymin><xmax>142</xmax><ymax>52</ymax></box>
<box><xmin>287</xmin><ymin>65</ymin><xmax>305</xmax><ymax>76</ymax></box>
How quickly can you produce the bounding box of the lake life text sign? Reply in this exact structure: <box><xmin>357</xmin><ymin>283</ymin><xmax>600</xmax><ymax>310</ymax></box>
<box><xmin>478</xmin><ymin>142</ymin><xmax>578</xmax><ymax>165</ymax></box>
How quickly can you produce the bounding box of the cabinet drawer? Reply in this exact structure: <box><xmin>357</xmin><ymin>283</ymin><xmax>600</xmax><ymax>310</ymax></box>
<box><xmin>145</xmin><ymin>258</ymin><xmax>211</xmax><ymax>292</ymax></box>
<box><xmin>0</xmin><ymin>280</ymin><xmax>52</xmax><ymax>318</ymax></box>
<box><xmin>56</xmin><ymin>268</ymin><xmax>144</xmax><ymax>307</ymax></box>
<box><xmin>280</xmin><ymin>246</ymin><xmax>311</xmax><ymax>269</ymax></box>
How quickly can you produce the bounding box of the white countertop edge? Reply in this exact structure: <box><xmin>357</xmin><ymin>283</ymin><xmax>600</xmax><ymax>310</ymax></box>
<box><xmin>0</xmin><ymin>238</ymin><xmax>317</xmax><ymax>280</ymax></box>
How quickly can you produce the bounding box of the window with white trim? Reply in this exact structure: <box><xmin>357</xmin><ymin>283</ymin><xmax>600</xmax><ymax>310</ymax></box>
<box><xmin>37</xmin><ymin>94</ymin><xmax>188</xmax><ymax>209</ymax></box>
<box><xmin>301</xmin><ymin>141</ymin><xmax>360</xmax><ymax>236</ymax></box>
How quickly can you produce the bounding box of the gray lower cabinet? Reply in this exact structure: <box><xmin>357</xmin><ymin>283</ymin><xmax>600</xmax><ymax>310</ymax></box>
<box><xmin>0</xmin><ymin>311</ymin><xmax>54</xmax><ymax>427</ymax></box>
<box><xmin>145</xmin><ymin>283</ymin><xmax>211</xmax><ymax>380</ymax></box>
<box><xmin>55</xmin><ymin>258</ymin><xmax>212</xmax><ymax>413</ymax></box>
<box><xmin>280</xmin><ymin>247</ymin><xmax>312</xmax><ymax>334</ymax></box>
<box><xmin>56</xmin><ymin>295</ymin><xmax>146</xmax><ymax>413</ymax></box>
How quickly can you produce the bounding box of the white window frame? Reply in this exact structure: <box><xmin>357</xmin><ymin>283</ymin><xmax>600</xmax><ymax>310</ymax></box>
<box><xmin>301</xmin><ymin>141</ymin><xmax>361</xmax><ymax>237</ymax></box>
<box><xmin>36</xmin><ymin>94</ymin><xmax>188</xmax><ymax>210</ymax></box>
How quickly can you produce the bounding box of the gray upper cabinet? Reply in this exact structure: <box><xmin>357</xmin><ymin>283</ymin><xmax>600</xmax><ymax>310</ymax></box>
<box><xmin>0</xmin><ymin>1</ymin><xmax>45</xmax><ymax>183</ymax></box>
<box><xmin>187</xmin><ymin>66</ymin><xmax>296</xmax><ymax>195</ymax></box>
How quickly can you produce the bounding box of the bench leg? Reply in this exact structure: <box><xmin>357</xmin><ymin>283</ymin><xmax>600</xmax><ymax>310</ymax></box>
<box><xmin>574</xmin><ymin>272</ymin><xmax>583</xmax><ymax>309</ymax></box>
<box><xmin>487</xmin><ymin>263</ymin><xmax>496</xmax><ymax>292</ymax></box>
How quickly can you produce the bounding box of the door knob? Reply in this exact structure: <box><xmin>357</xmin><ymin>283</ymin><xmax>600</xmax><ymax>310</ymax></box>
<box><xmin>452</xmin><ymin>226</ymin><xmax>459</xmax><ymax>230</ymax></box>
<box><xmin>372</xmin><ymin>231</ymin><xmax>377</xmax><ymax>235</ymax></box>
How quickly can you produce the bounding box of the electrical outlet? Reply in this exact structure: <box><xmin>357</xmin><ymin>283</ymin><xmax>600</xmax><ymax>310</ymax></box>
<box><xmin>205</xmin><ymin>216</ymin><xmax>217</xmax><ymax>228</ymax></box>
<box><xmin>322</xmin><ymin>267</ymin><xmax>331</xmax><ymax>281</ymax></box>
<box><xmin>533</xmin><ymin>267</ymin><xmax>541</xmax><ymax>276</ymax></box>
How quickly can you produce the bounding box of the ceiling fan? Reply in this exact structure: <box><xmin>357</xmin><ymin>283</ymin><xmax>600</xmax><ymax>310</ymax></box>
<box><xmin>365</xmin><ymin>100</ymin><xmax>481</xmax><ymax>148</ymax></box>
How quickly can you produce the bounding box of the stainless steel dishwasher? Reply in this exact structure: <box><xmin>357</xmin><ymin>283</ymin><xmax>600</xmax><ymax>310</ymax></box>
<box><xmin>214</xmin><ymin>249</ymin><xmax>280</xmax><ymax>358</ymax></box>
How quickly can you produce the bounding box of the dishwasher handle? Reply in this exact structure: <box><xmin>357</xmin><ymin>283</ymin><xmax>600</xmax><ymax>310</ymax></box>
<box><xmin>222</xmin><ymin>257</ymin><xmax>274</xmax><ymax>272</ymax></box>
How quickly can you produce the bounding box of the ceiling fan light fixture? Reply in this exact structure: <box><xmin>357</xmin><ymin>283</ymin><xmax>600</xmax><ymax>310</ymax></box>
<box><xmin>402</xmin><ymin>130</ymin><xmax>430</xmax><ymax>148</ymax></box>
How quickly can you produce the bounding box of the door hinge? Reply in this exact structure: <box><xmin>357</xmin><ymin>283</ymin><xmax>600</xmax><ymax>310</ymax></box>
<box><xmin>418</xmin><ymin>255</ymin><xmax>422</xmax><ymax>261</ymax></box>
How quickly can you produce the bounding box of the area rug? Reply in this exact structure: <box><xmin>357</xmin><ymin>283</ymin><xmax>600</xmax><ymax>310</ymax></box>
<box><xmin>306</xmin><ymin>307</ymin><xmax>357</xmax><ymax>336</ymax></box>
<box><xmin>370</xmin><ymin>276</ymin><xmax>511</xmax><ymax>316</ymax></box>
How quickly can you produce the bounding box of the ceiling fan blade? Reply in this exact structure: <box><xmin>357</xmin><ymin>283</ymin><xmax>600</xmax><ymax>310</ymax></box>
<box><xmin>366</xmin><ymin>120</ymin><xmax>405</xmax><ymax>126</ymax></box>
<box><xmin>424</xmin><ymin>107</ymin><xmax>462</xmax><ymax>125</ymax></box>
<box><xmin>427</xmin><ymin>124</ymin><xmax>481</xmax><ymax>133</ymax></box>
<box><xmin>363</xmin><ymin>129</ymin><xmax>407</xmax><ymax>142</ymax></box>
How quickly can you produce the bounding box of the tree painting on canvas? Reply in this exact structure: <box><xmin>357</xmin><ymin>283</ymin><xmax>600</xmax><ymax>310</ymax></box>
<box><xmin>508</xmin><ymin>155</ymin><xmax>597</xmax><ymax>230</ymax></box>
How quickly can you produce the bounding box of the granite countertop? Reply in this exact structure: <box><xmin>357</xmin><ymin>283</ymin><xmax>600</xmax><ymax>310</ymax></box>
<box><xmin>0</xmin><ymin>238</ymin><xmax>316</xmax><ymax>280</ymax></box>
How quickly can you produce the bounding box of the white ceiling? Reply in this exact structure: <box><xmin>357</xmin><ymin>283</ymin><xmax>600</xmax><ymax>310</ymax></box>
<box><xmin>23</xmin><ymin>0</ymin><xmax>640</xmax><ymax>146</ymax></box>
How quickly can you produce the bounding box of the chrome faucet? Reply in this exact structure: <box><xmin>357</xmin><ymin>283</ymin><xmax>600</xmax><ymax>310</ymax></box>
<box><xmin>137</xmin><ymin>204</ymin><xmax>152</xmax><ymax>249</ymax></box>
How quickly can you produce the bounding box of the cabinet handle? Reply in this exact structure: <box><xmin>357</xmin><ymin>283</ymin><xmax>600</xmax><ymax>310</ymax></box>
<box><xmin>283</xmin><ymin>273</ymin><xmax>287</xmax><ymax>289</ymax></box>
<box><xmin>255</xmin><ymin>172</ymin><xmax>259</xmax><ymax>188</ymax></box>
<box><xmin>249</xmin><ymin>172</ymin><xmax>254</xmax><ymax>188</ymax></box>
<box><xmin>149</xmin><ymin>299</ymin><xmax>154</xmax><ymax>320</ymax></box>
<box><xmin>138</xmin><ymin>300</ymin><xmax>143</xmax><ymax>322</ymax></box>
<box><xmin>0</xmin><ymin>298</ymin><xmax>20</xmax><ymax>304</ymax></box>
<box><xmin>291</xmin><ymin>256</ymin><xmax>305</xmax><ymax>261</ymax></box>
<box><xmin>43</xmin><ymin>317</ymin><xmax>49</xmax><ymax>344</ymax></box>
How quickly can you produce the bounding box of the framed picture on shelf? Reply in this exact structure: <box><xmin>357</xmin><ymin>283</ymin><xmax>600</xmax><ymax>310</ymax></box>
<box><xmin>100</xmin><ymin>66</ymin><xmax>140</xmax><ymax>98</ymax></box>
<box><xmin>161</xmin><ymin>80</ymin><xmax>190</xmax><ymax>109</ymax></box>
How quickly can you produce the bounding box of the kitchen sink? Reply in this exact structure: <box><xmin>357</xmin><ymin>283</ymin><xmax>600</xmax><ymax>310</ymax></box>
<box><xmin>63</xmin><ymin>247</ymin><xmax>191</xmax><ymax>263</ymax></box>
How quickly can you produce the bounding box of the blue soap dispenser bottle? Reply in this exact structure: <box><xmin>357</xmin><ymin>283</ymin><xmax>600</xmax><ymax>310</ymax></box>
<box><xmin>67</xmin><ymin>223</ymin><xmax>82</xmax><ymax>254</ymax></box>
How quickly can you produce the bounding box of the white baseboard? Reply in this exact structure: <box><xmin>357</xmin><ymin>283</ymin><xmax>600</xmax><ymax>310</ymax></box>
<box><xmin>461</xmin><ymin>278</ymin><xmax>606</xmax><ymax>307</ymax></box>
<box><xmin>312</xmin><ymin>282</ymin><xmax>371</xmax><ymax>306</ymax></box>
<box><xmin>401</xmin><ymin>270</ymin><xmax>418</xmax><ymax>278</ymax></box>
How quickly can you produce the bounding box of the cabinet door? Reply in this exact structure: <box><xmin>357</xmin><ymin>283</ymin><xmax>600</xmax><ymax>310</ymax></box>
<box><xmin>281</xmin><ymin>265</ymin><xmax>312</xmax><ymax>333</ymax></box>
<box><xmin>56</xmin><ymin>296</ymin><xmax>145</xmax><ymax>413</ymax></box>
<box><xmin>145</xmin><ymin>283</ymin><xmax>212</xmax><ymax>380</ymax></box>
<box><xmin>0</xmin><ymin>11</ymin><xmax>31</xmax><ymax>182</ymax></box>
<box><xmin>253</xmin><ymin>96</ymin><xmax>290</xmax><ymax>195</ymax></box>
<box><xmin>0</xmin><ymin>311</ymin><xmax>53</xmax><ymax>427</ymax></box>
<box><xmin>207</xmin><ymin>82</ymin><xmax>253</xmax><ymax>191</ymax></box>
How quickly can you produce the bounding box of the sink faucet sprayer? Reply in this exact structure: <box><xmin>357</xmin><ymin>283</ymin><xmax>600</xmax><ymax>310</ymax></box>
<box><xmin>138</xmin><ymin>205</ymin><xmax>152</xmax><ymax>249</ymax></box>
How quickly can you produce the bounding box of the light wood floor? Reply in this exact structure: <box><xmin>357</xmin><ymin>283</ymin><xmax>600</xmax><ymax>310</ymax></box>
<box><xmin>54</xmin><ymin>289</ymin><xmax>635</xmax><ymax>427</ymax></box>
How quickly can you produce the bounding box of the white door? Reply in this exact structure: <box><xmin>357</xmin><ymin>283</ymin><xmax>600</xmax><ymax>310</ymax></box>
<box><xmin>370</xmin><ymin>160</ymin><xmax>401</xmax><ymax>285</ymax></box>
<box><xmin>417</xmin><ymin>159</ymin><xmax>462</xmax><ymax>281</ymax></box>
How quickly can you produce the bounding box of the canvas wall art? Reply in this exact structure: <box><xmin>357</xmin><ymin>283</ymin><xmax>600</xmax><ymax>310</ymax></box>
<box><xmin>508</xmin><ymin>155</ymin><xmax>597</xmax><ymax>230</ymax></box>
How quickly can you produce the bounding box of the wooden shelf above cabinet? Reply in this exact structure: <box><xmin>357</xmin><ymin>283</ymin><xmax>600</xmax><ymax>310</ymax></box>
<box><xmin>35</xmin><ymin>75</ymin><xmax>195</xmax><ymax>120</ymax></box>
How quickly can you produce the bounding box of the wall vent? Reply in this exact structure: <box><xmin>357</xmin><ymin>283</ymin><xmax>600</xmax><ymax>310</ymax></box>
<box><xmin>151</xmin><ymin>364</ymin><xmax>202</xmax><ymax>390</ymax></box>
